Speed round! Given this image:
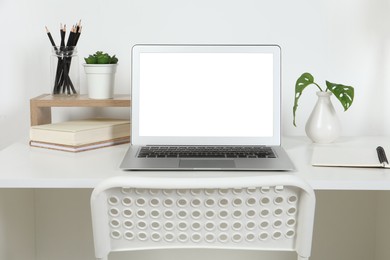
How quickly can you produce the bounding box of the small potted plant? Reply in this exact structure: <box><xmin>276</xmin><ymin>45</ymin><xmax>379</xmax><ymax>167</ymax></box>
<box><xmin>293</xmin><ymin>72</ymin><xmax>354</xmax><ymax>143</ymax></box>
<box><xmin>83</xmin><ymin>51</ymin><xmax>119</xmax><ymax>99</ymax></box>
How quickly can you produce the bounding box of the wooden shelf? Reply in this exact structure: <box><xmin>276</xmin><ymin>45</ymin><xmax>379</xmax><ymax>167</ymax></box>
<box><xmin>30</xmin><ymin>94</ymin><xmax>131</xmax><ymax>126</ymax></box>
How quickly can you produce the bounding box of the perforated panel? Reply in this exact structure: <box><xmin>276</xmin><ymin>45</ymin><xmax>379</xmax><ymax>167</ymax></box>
<box><xmin>104</xmin><ymin>186</ymin><xmax>300</xmax><ymax>250</ymax></box>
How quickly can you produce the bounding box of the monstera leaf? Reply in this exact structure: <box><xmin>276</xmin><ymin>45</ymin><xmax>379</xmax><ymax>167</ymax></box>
<box><xmin>325</xmin><ymin>81</ymin><xmax>354</xmax><ymax>111</ymax></box>
<box><xmin>293</xmin><ymin>72</ymin><xmax>354</xmax><ymax>127</ymax></box>
<box><xmin>293</xmin><ymin>73</ymin><xmax>323</xmax><ymax>126</ymax></box>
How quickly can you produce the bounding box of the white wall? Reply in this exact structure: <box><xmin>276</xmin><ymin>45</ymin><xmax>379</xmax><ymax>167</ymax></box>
<box><xmin>1</xmin><ymin>0</ymin><xmax>389</xmax><ymax>149</ymax></box>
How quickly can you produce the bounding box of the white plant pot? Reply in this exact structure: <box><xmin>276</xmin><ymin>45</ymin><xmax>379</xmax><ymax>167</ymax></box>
<box><xmin>305</xmin><ymin>91</ymin><xmax>341</xmax><ymax>143</ymax></box>
<box><xmin>83</xmin><ymin>64</ymin><xmax>118</xmax><ymax>99</ymax></box>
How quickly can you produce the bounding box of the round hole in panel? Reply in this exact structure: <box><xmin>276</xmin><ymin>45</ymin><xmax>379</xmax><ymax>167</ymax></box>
<box><xmin>246</xmin><ymin>209</ymin><xmax>256</xmax><ymax>218</ymax></box>
<box><xmin>218</xmin><ymin>233</ymin><xmax>229</xmax><ymax>243</ymax></box>
<box><xmin>232</xmin><ymin>188</ymin><xmax>243</xmax><ymax>194</ymax></box>
<box><xmin>272</xmin><ymin>231</ymin><xmax>282</xmax><ymax>240</ymax></box>
<box><xmin>122</xmin><ymin>187</ymin><xmax>132</xmax><ymax>194</ymax></box>
<box><xmin>177</xmin><ymin>210</ymin><xmax>188</xmax><ymax>219</ymax></box>
<box><xmin>260</xmin><ymin>197</ymin><xmax>270</xmax><ymax>205</ymax></box>
<box><xmin>123</xmin><ymin>220</ymin><xmax>134</xmax><ymax>229</ymax></box>
<box><xmin>191</xmin><ymin>198</ymin><xmax>202</xmax><ymax>207</ymax></box>
<box><xmin>260</xmin><ymin>209</ymin><xmax>270</xmax><ymax>218</ymax></box>
<box><xmin>177</xmin><ymin>198</ymin><xmax>188</xmax><ymax>207</ymax></box>
<box><xmin>260</xmin><ymin>187</ymin><xmax>270</xmax><ymax>193</ymax></box>
<box><xmin>164</xmin><ymin>210</ymin><xmax>174</xmax><ymax>219</ymax></box>
<box><xmin>288</xmin><ymin>207</ymin><xmax>297</xmax><ymax>215</ymax></box>
<box><xmin>260</xmin><ymin>221</ymin><xmax>269</xmax><ymax>229</ymax></box>
<box><xmin>191</xmin><ymin>210</ymin><xmax>202</xmax><ymax>219</ymax></box>
<box><xmin>218</xmin><ymin>198</ymin><xmax>229</xmax><ymax>207</ymax></box>
<box><xmin>288</xmin><ymin>195</ymin><xmax>298</xmax><ymax>203</ymax></box>
<box><xmin>246</xmin><ymin>233</ymin><xmax>255</xmax><ymax>242</ymax></box>
<box><xmin>286</xmin><ymin>230</ymin><xmax>295</xmax><ymax>238</ymax></box>
<box><xmin>273</xmin><ymin>220</ymin><xmax>283</xmax><ymax>228</ymax></box>
<box><xmin>232</xmin><ymin>222</ymin><xmax>242</xmax><ymax>230</ymax></box>
<box><xmin>123</xmin><ymin>209</ymin><xmax>133</xmax><ymax>218</ymax></box>
<box><xmin>191</xmin><ymin>233</ymin><xmax>202</xmax><ymax>243</ymax></box>
<box><xmin>205</xmin><ymin>233</ymin><xmax>216</xmax><ymax>243</ymax></box>
<box><xmin>259</xmin><ymin>232</ymin><xmax>269</xmax><ymax>241</ymax></box>
<box><xmin>164</xmin><ymin>233</ymin><xmax>174</xmax><ymax>242</ymax></box>
<box><xmin>177</xmin><ymin>189</ymin><xmax>187</xmax><ymax>196</ymax></box>
<box><xmin>108</xmin><ymin>196</ymin><xmax>119</xmax><ymax>205</ymax></box>
<box><xmin>274</xmin><ymin>186</ymin><xmax>284</xmax><ymax>193</ymax></box>
<box><xmin>246</xmin><ymin>221</ymin><xmax>256</xmax><ymax>230</ymax></box>
<box><xmin>137</xmin><ymin>221</ymin><xmax>147</xmax><ymax>229</ymax></box>
<box><xmin>150</xmin><ymin>209</ymin><xmax>160</xmax><ymax>219</ymax></box>
<box><xmin>137</xmin><ymin>232</ymin><xmax>148</xmax><ymax>241</ymax></box>
<box><xmin>287</xmin><ymin>218</ymin><xmax>296</xmax><ymax>227</ymax></box>
<box><xmin>204</xmin><ymin>189</ymin><xmax>216</xmax><ymax>195</ymax></box>
<box><xmin>163</xmin><ymin>189</ymin><xmax>174</xmax><ymax>196</ymax></box>
<box><xmin>246</xmin><ymin>198</ymin><xmax>256</xmax><ymax>206</ymax></box>
<box><xmin>191</xmin><ymin>222</ymin><xmax>201</xmax><ymax>231</ymax></box>
<box><xmin>110</xmin><ymin>219</ymin><xmax>120</xmax><ymax>228</ymax></box>
<box><xmin>164</xmin><ymin>221</ymin><xmax>174</xmax><ymax>231</ymax></box>
<box><xmin>109</xmin><ymin>208</ymin><xmax>120</xmax><ymax>217</ymax></box>
<box><xmin>205</xmin><ymin>222</ymin><xmax>215</xmax><ymax>231</ymax></box>
<box><xmin>205</xmin><ymin>198</ymin><xmax>215</xmax><ymax>207</ymax></box>
<box><xmin>150</xmin><ymin>221</ymin><xmax>161</xmax><ymax>230</ymax></box>
<box><xmin>232</xmin><ymin>198</ymin><xmax>242</xmax><ymax>207</ymax></box>
<box><xmin>163</xmin><ymin>198</ymin><xmax>174</xmax><ymax>207</ymax></box>
<box><xmin>232</xmin><ymin>210</ymin><xmax>242</xmax><ymax>218</ymax></box>
<box><xmin>178</xmin><ymin>233</ymin><xmax>189</xmax><ymax>242</ymax></box>
<box><xmin>205</xmin><ymin>210</ymin><xmax>215</xmax><ymax>219</ymax></box>
<box><xmin>136</xmin><ymin>198</ymin><xmax>146</xmax><ymax>207</ymax></box>
<box><xmin>151</xmin><ymin>232</ymin><xmax>161</xmax><ymax>242</ymax></box>
<box><xmin>274</xmin><ymin>208</ymin><xmax>283</xmax><ymax>216</ymax></box>
<box><xmin>178</xmin><ymin>221</ymin><xmax>188</xmax><ymax>231</ymax></box>
<box><xmin>122</xmin><ymin>197</ymin><xmax>132</xmax><ymax>206</ymax></box>
<box><xmin>274</xmin><ymin>196</ymin><xmax>284</xmax><ymax>204</ymax></box>
<box><xmin>111</xmin><ymin>230</ymin><xmax>121</xmax><ymax>239</ymax></box>
<box><xmin>246</xmin><ymin>187</ymin><xmax>257</xmax><ymax>194</ymax></box>
<box><xmin>149</xmin><ymin>189</ymin><xmax>159</xmax><ymax>196</ymax></box>
<box><xmin>136</xmin><ymin>209</ymin><xmax>147</xmax><ymax>218</ymax></box>
<box><xmin>135</xmin><ymin>188</ymin><xmax>147</xmax><ymax>195</ymax></box>
<box><xmin>232</xmin><ymin>233</ymin><xmax>242</xmax><ymax>243</ymax></box>
<box><xmin>124</xmin><ymin>231</ymin><xmax>134</xmax><ymax>240</ymax></box>
<box><xmin>218</xmin><ymin>188</ymin><xmax>229</xmax><ymax>195</ymax></box>
<box><xmin>218</xmin><ymin>221</ymin><xmax>229</xmax><ymax>231</ymax></box>
<box><xmin>190</xmin><ymin>189</ymin><xmax>202</xmax><ymax>196</ymax></box>
<box><xmin>219</xmin><ymin>210</ymin><xmax>229</xmax><ymax>219</ymax></box>
<box><xmin>150</xmin><ymin>198</ymin><xmax>160</xmax><ymax>207</ymax></box>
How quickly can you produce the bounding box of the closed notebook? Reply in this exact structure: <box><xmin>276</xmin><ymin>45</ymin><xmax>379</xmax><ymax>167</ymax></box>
<box><xmin>312</xmin><ymin>146</ymin><xmax>390</xmax><ymax>168</ymax></box>
<box><xmin>30</xmin><ymin>118</ymin><xmax>130</xmax><ymax>146</ymax></box>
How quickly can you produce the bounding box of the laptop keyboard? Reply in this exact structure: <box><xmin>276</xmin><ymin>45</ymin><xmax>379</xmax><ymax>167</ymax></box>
<box><xmin>137</xmin><ymin>146</ymin><xmax>276</xmax><ymax>158</ymax></box>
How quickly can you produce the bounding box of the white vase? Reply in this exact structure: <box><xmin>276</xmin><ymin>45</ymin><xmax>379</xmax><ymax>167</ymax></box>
<box><xmin>83</xmin><ymin>64</ymin><xmax>118</xmax><ymax>99</ymax></box>
<box><xmin>305</xmin><ymin>91</ymin><xmax>341</xmax><ymax>143</ymax></box>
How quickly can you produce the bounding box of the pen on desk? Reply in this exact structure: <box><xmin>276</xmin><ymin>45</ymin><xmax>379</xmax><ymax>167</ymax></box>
<box><xmin>376</xmin><ymin>146</ymin><xmax>388</xmax><ymax>166</ymax></box>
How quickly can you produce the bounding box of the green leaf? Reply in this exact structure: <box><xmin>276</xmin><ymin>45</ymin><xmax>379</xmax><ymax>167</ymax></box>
<box><xmin>326</xmin><ymin>81</ymin><xmax>354</xmax><ymax>111</ymax></box>
<box><xmin>97</xmin><ymin>54</ymin><xmax>110</xmax><ymax>64</ymax></box>
<box><xmin>293</xmin><ymin>72</ymin><xmax>315</xmax><ymax>127</ymax></box>
<box><xmin>84</xmin><ymin>55</ymin><xmax>97</xmax><ymax>64</ymax></box>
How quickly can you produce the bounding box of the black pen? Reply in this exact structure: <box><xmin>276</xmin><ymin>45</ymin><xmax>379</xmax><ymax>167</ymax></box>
<box><xmin>376</xmin><ymin>146</ymin><xmax>388</xmax><ymax>166</ymax></box>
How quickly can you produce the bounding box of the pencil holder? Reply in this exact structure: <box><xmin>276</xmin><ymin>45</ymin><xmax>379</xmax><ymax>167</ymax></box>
<box><xmin>50</xmin><ymin>46</ymin><xmax>80</xmax><ymax>96</ymax></box>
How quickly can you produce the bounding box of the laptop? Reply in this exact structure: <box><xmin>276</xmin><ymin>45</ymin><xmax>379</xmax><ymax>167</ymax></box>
<box><xmin>120</xmin><ymin>44</ymin><xmax>295</xmax><ymax>171</ymax></box>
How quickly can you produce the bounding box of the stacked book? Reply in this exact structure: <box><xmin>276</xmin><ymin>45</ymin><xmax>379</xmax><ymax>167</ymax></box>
<box><xmin>30</xmin><ymin>118</ymin><xmax>130</xmax><ymax>152</ymax></box>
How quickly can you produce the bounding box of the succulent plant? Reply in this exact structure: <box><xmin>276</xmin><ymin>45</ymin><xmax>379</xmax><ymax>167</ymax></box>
<box><xmin>84</xmin><ymin>51</ymin><xmax>118</xmax><ymax>64</ymax></box>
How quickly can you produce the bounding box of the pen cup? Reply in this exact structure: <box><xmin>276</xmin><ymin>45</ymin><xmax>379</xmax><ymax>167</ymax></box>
<box><xmin>50</xmin><ymin>46</ymin><xmax>80</xmax><ymax>96</ymax></box>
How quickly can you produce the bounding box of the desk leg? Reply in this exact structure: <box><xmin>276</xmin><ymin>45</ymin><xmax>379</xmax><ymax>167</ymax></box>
<box><xmin>30</xmin><ymin>99</ymin><xmax>52</xmax><ymax>126</ymax></box>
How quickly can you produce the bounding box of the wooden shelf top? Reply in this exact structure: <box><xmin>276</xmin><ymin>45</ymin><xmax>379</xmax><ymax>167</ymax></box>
<box><xmin>31</xmin><ymin>94</ymin><xmax>131</xmax><ymax>107</ymax></box>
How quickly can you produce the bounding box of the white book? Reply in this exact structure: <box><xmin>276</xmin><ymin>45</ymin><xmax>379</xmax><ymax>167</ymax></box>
<box><xmin>312</xmin><ymin>146</ymin><xmax>390</xmax><ymax>169</ymax></box>
<box><xmin>30</xmin><ymin>118</ymin><xmax>130</xmax><ymax>146</ymax></box>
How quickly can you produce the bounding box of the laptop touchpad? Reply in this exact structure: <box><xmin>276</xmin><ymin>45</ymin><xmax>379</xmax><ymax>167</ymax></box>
<box><xmin>179</xmin><ymin>160</ymin><xmax>236</xmax><ymax>169</ymax></box>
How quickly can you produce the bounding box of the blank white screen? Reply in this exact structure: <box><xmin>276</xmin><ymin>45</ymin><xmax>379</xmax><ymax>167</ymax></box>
<box><xmin>139</xmin><ymin>52</ymin><xmax>274</xmax><ymax>137</ymax></box>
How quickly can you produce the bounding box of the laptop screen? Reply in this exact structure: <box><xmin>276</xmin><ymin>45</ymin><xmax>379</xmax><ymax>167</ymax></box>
<box><xmin>131</xmin><ymin>45</ymin><xmax>281</xmax><ymax>146</ymax></box>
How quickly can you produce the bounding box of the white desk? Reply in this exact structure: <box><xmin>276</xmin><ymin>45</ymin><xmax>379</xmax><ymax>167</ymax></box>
<box><xmin>1</xmin><ymin>136</ymin><xmax>390</xmax><ymax>260</ymax></box>
<box><xmin>1</xmin><ymin>136</ymin><xmax>390</xmax><ymax>190</ymax></box>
